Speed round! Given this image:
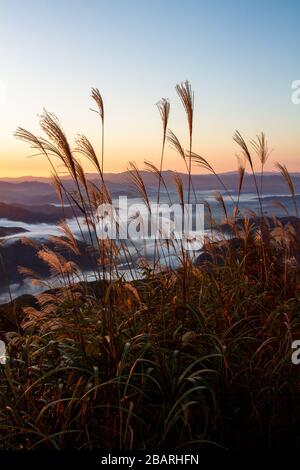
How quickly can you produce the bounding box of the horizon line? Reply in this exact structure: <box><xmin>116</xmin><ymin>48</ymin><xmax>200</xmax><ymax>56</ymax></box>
<box><xmin>0</xmin><ymin>169</ymin><xmax>296</xmax><ymax>180</ymax></box>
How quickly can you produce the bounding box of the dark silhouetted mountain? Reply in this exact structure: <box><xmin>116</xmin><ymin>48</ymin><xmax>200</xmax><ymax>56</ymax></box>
<box><xmin>0</xmin><ymin>226</ymin><xmax>29</xmax><ymax>237</ymax></box>
<box><xmin>0</xmin><ymin>237</ymin><xmax>99</xmax><ymax>290</ymax></box>
<box><xmin>0</xmin><ymin>202</ymin><xmax>81</xmax><ymax>223</ymax></box>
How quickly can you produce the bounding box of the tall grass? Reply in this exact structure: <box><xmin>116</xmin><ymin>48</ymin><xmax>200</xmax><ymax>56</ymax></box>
<box><xmin>0</xmin><ymin>82</ymin><xmax>300</xmax><ymax>450</ymax></box>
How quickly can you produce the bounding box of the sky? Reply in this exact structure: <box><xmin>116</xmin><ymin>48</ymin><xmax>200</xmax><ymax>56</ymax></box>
<box><xmin>0</xmin><ymin>0</ymin><xmax>299</xmax><ymax>177</ymax></box>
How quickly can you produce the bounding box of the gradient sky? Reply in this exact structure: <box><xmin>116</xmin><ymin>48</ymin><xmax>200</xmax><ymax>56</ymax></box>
<box><xmin>0</xmin><ymin>0</ymin><xmax>299</xmax><ymax>176</ymax></box>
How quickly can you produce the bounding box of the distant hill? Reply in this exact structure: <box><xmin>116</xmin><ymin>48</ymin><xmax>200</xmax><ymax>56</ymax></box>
<box><xmin>0</xmin><ymin>202</ymin><xmax>81</xmax><ymax>223</ymax></box>
<box><xmin>0</xmin><ymin>226</ymin><xmax>28</xmax><ymax>237</ymax></box>
<box><xmin>0</xmin><ymin>178</ymin><xmax>136</xmax><ymax>204</ymax></box>
<box><xmin>0</xmin><ymin>236</ymin><xmax>98</xmax><ymax>291</ymax></box>
<box><xmin>0</xmin><ymin>171</ymin><xmax>299</xmax><ymax>206</ymax></box>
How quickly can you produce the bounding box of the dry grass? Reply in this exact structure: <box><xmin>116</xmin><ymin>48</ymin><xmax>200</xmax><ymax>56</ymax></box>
<box><xmin>0</xmin><ymin>83</ymin><xmax>300</xmax><ymax>450</ymax></box>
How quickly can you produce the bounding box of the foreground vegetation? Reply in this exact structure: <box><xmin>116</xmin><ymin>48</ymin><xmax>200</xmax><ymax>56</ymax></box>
<box><xmin>1</xmin><ymin>82</ymin><xmax>300</xmax><ymax>449</ymax></box>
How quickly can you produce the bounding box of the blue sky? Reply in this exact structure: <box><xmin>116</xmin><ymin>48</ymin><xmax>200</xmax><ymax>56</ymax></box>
<box><xmin>0</xmin><ymin>0</ymin><xmax>299</xmax><ymax>175</ymax></box>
